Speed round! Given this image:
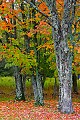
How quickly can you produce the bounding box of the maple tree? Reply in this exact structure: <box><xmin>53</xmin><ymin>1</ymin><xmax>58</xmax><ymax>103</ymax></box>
<box><xmin>23</xmin><ymin>0</ymin><xmax>80</xmax><ymax>114</ymax></box>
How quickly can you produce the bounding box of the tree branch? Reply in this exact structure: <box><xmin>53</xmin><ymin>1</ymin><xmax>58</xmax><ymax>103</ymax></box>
<box><xmin>70</xmin><ymin>0</ymin><xmax>76</xmax><ymax>25</ymax></box>
<box><xmin>24</xmin><ymin>0</ymin><xmax>53</xmax><ymax>26</ymax></box>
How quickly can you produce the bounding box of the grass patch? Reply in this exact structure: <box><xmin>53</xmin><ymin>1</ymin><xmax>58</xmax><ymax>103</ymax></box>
<box><xmin>0</xmin><ymin>77</ymin><xmax>16</xmax><ymax>101</ymax></box>
<box><xmin>0</xmin><ymin>76</ymin><xmax>15</xmax><ymax>87</ymax></box>
<box><xmin>77</xmin><ymin>80</ymin><xmax>80</xmax><ymax>89</ymax></box>
<box><xmin>0</xmin><ymin>76</ymin><xmax>32</xmax><ymax>88</ymax></box>
<box><xmin>0</xmin><ymin>76</ymin><xmax>80</xmax><ymax>101</ymax></box>
<box><xmin>44</xmin><ymin>78</ymin><xmax>55</xmax><ymax>89</ymax></box>
<box><xmin>0</xmin><ymin>76</ymin><xmax>32</xmax><ymax>101</ymax></box>
<box><xmin>25</xmin><ymin>79</ymin><xmax>32</xmax><ymax>88</ymax></box>
<box><xmin>44</xmin><ymin>77</ymin><xmax>59</xmax><ymax>89</ymax></box>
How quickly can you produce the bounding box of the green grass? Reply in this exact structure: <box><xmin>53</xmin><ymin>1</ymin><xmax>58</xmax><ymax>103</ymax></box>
<box><xmin>0</xmin><ymin>76</ymin><xmax>32</xmax><ymax>101</ymax></box>
<box><xmin>0</xmin><ymin>77</ymin><xmax>15</xmax><ymax>101</ymax></box>
<box><xmin>44</xmin><ymin>77</ymin><xmax>59</xmax><ymax>89</ymax></box>
<box><xmin>1</xmin><ymin>76</ymin><xmax>79</xmax><ymax>89</ymax></box>
<box><xmin>26</xmin><ymin>79</ymin><xmax>32</xmax><ymax>88</ymax></box>
<box><xmin>0</xmin><ymin>76</ymin><xmax>15</xmax><ymax>87</ymax></box>
<box><xmin>0</xmin><ymin>76</ymin><xmax>32</xmax><ymax>88</ymax></box>
<box><xmin>0</xmin><ymin>76</ymin><xmax>80</xmax><ymax>101</ymax></box>
<box><xmin>44</xmin><ymin>78</ymin><xmax>54</xmax><ymax>89</ymax></box>
<box><xmin>77</xmin><ymin>79</ymin><xmax>80</xmax><ymax>89</ymax></box>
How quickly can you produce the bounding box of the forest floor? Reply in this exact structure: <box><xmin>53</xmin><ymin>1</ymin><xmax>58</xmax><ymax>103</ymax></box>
<box><xmin>0</xmin><ymin>77</ymin><xmax>80</xmax><ymax>120</ymax></box>
<box><xmin>0</xmin><ymin>100</ymin><xmax>80</xmax><ymax>120</ymax></box>
<box><xmin>0</xmin><ymin>89</ymin><xmax>80</xmax><ymax>120</ymax></box>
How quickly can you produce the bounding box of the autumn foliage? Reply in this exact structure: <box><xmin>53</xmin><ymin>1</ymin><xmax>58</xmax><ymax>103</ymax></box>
<box><xmin>0</xmin><ymin>0</ymin><xmax>80</xmax><ymax>116</ymax></box>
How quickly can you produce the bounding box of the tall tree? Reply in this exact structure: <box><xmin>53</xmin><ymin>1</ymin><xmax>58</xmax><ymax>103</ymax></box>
<box><xmin>44</xmin><ymin>0</ymin><xmax>75</xmax><ymax>113</ymax></box>
<box><xmin>12</xmin><ymin>1</ymin><xmax>26</xmax><ymax>101</ymax></box>
<box><xmin>14</xmin><ymin>66</ymin><xmax>25</xmax><ymax>100</ymax></box>
<box><xmin>20</xmin><ymin>0</ymin><xmax>44</xmax><ymax>105</ymax></box>
<box><xmin>31</xmin><ymin>0</ymin><xmax>44</xmax><ymax>106</ymax></box>
<box><xmin>24</xmin><ymin>0</ymin><xmax>77</xmax><ymax>113</ymax></box>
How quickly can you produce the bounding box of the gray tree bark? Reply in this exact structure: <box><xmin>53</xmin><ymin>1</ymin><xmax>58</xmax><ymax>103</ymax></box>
<box><xmin>36</xmin><ymin>70</ymin><xmax>44</xmax><ymax>105</ymax></box>
<box><xmin>44</xmin><ymin>0</ymin><xmax>76</xmax><ymax>113</ymax></box>
<box><xmin>31</xmin><ymin>74</ymin><xmax>39</xmax><ymax>104</ymax></box>
<box><xmin>14</xmin><ymin>66</ymin><xmax>25</xmax><ymax>101</ymax></box>
<box><xmin>31</xmin><ymin>72</ymin><xmax>44</xmax><ymax>106</ymax></box>
<box><xmin>12</xmin><ymin>2</ymin><xmax>25</xmax><ymax>101</ymax></box>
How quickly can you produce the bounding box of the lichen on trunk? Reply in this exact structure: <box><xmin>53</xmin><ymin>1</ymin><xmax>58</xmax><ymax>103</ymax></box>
<box><xmin>58</xmin><ymin>51</ymin><xmax>73</xmax><ymax>113</ymax></box>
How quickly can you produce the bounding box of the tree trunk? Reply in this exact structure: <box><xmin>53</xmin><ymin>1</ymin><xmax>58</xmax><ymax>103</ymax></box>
<box><xmin>51</xmin><ymin>0</ymin><xmax>74</xmax><ymax>113</ymax></box>
<box><xmin>41</xmin><ymin>75</ymin><xmax>46</xmax><ymax>89</ymax></box>
<box><xmin>72</xmin><ymin>73</ymin><xmax>78</xmax><ymax>94</ymax></box>
<box><xmin>24</xmin><ymin>0</ymin><xmax>76</xmax><ymax>114</ymax></box>
<box><xmin>30</xmin><ymin>0</ymin><xmax>44</xmax><ymax>106</ymax></box>
<box><xmin>22</xmin><ymin>74</ymin><xmax>26</xmax><ymax>96</ymax></box>
<box><xmin>14</xmin><ymin>66</ymin><xmax>25</xmax><ymax>101</ymax></box>
<box><xmin>58</xmin><ymin>51</ymin><xmax>73</xmax><ymax>113</ymax></box>
<box><xmin>36</xmin><ymin>70</ymin><xmax>44</xmax><ymax>105</ymax></box>
<box><xmin>31</xmin><ymin>71</ymin><xmax>44</xmax><ymax>106</ymax></box>
<box><xmin>12</xmin><ymin>3</ymin><xmax>25</xmax><ymax>101</ymax></box>
<box><xmin>53</xmin><ymin>77</ymin><xmax>58</xmax><ymax>98</ymax></box>
<box><xmin>31</xmin><ymin>74</ymin><xmax>39</xmax><ymax>104</ymax></box>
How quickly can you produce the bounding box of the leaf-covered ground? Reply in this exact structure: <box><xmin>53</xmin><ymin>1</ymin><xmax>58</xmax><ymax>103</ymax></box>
<box><xmin>0</xmin><ymin>100</ymin><xmax>80</xmax><ymax>120</ymax></box>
